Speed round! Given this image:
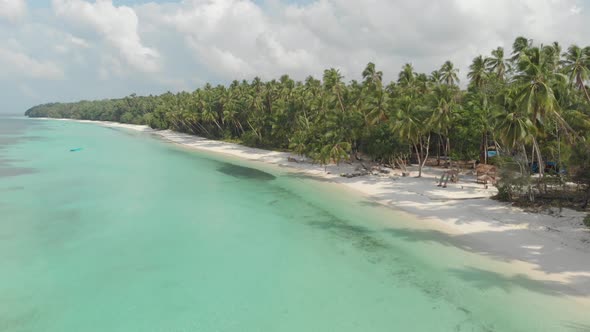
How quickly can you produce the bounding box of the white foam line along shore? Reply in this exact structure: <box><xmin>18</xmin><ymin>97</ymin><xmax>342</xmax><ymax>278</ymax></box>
<box><xmin>40</xmin><ymin>118</ymin><xmax>590</xmax><ymax>300</ymax></box>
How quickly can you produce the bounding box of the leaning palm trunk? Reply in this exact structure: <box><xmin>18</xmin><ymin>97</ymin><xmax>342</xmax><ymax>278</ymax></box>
<box><xmin>336</xmin><ymin>92</ymin><xmax>346</xmax><ymax>113</ymax></box>
<box><xmin>479</xmin><ymin>131</ymin><xmax>488</xmax><ymax>164</ymax></box>
<box><xmin>446</xmin><ymin>135</ymin><xmax>451</xmax><ymax>168</ymax></box>
<box><xmin>520</xmin><ymin>145</ymin><xmax>534</xmax><ymax>202</ymax></box>
<box><xmin>532</xmin><ymin>137</ymin><xmax>544</xmax><ymax>178</ymax></box>
<box><xmin>211</xmin><ymin>118</ymin><xmax>223</xmax><ymax>132</ymax></box>
<box><xmin>577</xmin><ymin>76</ymin><xmax>590</xmax><ymax>104</ymax></box>
<box><xmin>237</xmin><ymin>121</ymin><xmax>246</xmax><ymax>135</ymax></box>
<box><xmin>484</xmin><ymin>131</ymin><xmax>489</xmax><ymax>164</ymax></box>
<box><xmin>422</xmin><ymin>135</ymin><xmax>431</xmax><ymax>177</ymax></box>
<box><xmin>437</xmin><ymin>134</ymin><xmax>442</xmax><ymax>166</ymax></box>
<box><xmin>413</xmin><ymin>143</ymin><xmax>422</xmax><ymax>177</ymax></box>
<box><xmin>246</xmin><ymin>120</ymin><xmax>262</xmax><ymax>139</ymax></box>
<box><xmin>531</xmin><ymin>143</ymin><xmax>536</xmax><ymax>173</ymax></box>
<box><xmin>193</xmin><ymin>121</ymin><xmax>210</xmax><ymax>136</ymax></box>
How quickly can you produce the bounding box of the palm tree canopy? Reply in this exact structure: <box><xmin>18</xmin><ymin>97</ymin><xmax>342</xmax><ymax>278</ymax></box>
<box><xmin>468</xmin><ymin>55</ymin><xmax>487</xmax><ymax>88</ymax></box>
<box><xmin>485</xmin><ymin>47</ymin><xmax>508</xmax><ymax>80</ymax></box>
<box><xmin>440</xmin><ymin>60</ymin><xmax>460</xmax><ymax>86</ymax></box>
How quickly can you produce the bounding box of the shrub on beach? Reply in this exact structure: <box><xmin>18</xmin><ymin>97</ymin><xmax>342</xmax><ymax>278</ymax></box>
<box><xmin>584</xmin><ymin>215</ymin><xmax>590</xmax><ymax>228</ymax></box>
<box><xmin>241</xmin><ymin>131</ymin><xmax>261</xmax><ymax>147</ymax></box>
<box><xmin>494</xmin><ymin>159</ymin><xmax>533</xmax><ymax>202</ymax></box>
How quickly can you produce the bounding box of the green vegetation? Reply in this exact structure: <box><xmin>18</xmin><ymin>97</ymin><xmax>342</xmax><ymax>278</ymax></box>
<box><xmin>584</xmin><ymin>215</ymin><xmax>590</xmax><ymax>228</ymax></box>
<box><xmin>25</xmin><ymin>37</ymin><xmax>590</xmax><ymax>206</ymax></box>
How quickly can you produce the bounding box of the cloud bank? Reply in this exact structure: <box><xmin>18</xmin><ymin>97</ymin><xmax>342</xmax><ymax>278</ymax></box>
<box><xmin>0</xmin><ymin>0</ymin><xmax>589</xmax><ymax>113</ymax></box>
<box><xmin>0</xmin><ymin>0</ymin><xmax>26</xmax><ymax>22</ymax></box>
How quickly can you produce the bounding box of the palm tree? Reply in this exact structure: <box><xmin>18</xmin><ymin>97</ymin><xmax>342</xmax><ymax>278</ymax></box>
<box><xmin>361</xmin><ymin>63</ymin><xmax>388</xmax><ymax>125</ymax></box>
<box><xmin>562</xmin><ymin>44</ymin><xmax>590</xmax><ymax>102</ymax></box>
<box><xmin>223</xmin><ymin>105</ymin><xmax>244</xmax><ymax>135</ymax></box>
<box><xmin>429</xmin><ymin>70</ymin><xmax>443</xmax><ymax>86</ymax></box>
<box><xmin>440</xmin><ymin>61</ymin><xmax>460</xmax><ymax>86</ymax></box>
<box><xmin>486</xmin><ymin>47</ymin><xmax>508</xmax><ymax>81</ymax></box>
<box><xmin>323</xmin><ymin>68</ymin><xmax>347</xmax><ymax>113</ymax></box>
<box><xmin>511</xmin><ymin>36</ymin><xmax>531</xmax><ymax>62</ymax></box>
<box><xmin>468</xmin><ymin>55</ymin><xmax>487</xmax><ymax>88</ymax></box>
<box><xmin>398</xmin><ymin>63</ymin><xmax>416</xmax><ymax>88</ymax></box>
<box><xmin>514</xmin><ymin>47</ymin><xmax>561</xmax><ymax>123</ymax></box>
<box><xmin>514</xmin><ymin>46</ymin><xmax>566</xmax><ymax>176</ymax></box>
<box><xmin>428</xmin><ymin>85</ymin><xmax>460</xmax><ymax>165</ymax></box>
<box><xmin>393</xmin><ymin>95</ymin><xmax>431</xmax><ymax>177</ymax></box>
<box><xmin>466</xmin><ymin>92</ymin><xmax>500</xmax><ymax>163</ymax></box>
<box><xmin>364</xmin><ymin>88</ymin><xmax>388</xmax><ymax>126</ymax></box>
<box><xmin>415</xmin><ymin>73</ymin><xmax>430</xmax><ymax>94</ymax></box>
<box><xmin>327</xmin><ymin>141</ymin><xmax>352</xmax><ymax>166</ymax></box>
<box><xmin>362</xmin><ymin>62</ymin><xmax>383</xmax><ymax>90</ymax></box>
<box><xmin>495</xmin><ymin>110</ymin><xmax>534</xmax><ymax>151</ymax></box>
<box><xmin>201</xmin><ymin>105</ymin><xmax>223</xmax><ymax>133</ymax></box>
<box><xmin>543</xmin><ymin>42</ymin><xmax>562</xmax><ymax>73</ymax></box>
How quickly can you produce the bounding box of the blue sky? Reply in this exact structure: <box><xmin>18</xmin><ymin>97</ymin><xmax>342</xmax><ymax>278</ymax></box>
<box><xmin>0</xmin><ymin>0</ymin><xmax>589</xmax><ymax>114</ymax></box>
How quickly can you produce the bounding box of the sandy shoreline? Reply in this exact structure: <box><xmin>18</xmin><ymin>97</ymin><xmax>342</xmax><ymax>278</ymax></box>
<box><xmin>38</xmin><ymin>118</ymin><xmax>590</xmax><ymax>299</ymax></box>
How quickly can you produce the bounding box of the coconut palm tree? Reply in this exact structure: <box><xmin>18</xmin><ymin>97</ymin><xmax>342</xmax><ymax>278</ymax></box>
<box><xmin>514</xmin><ymin>47</ymin><xmax>561</xmax><ymax>124</ymax></box>
<box><xmin>468</xmin><ymin>55</ymin><xmax>487</xmax><ymax>88</ymax></box>
<box><xmin>361</xmin><ymin>63</ymin><xmax>388</xmax><ymax>125</ymax></box>
<box><xmin>513</xmin><ymin>46</ymin><xmax>567</xmax><ymax>176</ymax></box>
<box><xmin>440</xmin><ymin>60</ymin><xmax>460</xmax><ymax>86</ymax></box>
<box><xmin>201</xmin><ymin>103</ymin><xmax>223</xmax><ymax>133</ymax></box>
<box><xmin>495</xmin><ymin>110</ymin><xmax>534</xmax><ymax>150</ymax></box>
<box><xmin>323</xmin><ymin>68</ymin><xmax>347</xmax><ymax>113</ymax></box>
<box><xmin>429</xmin><ymin>70</ymin><xmax>443</xmax><ymax>86</ymax></box>
<box><xmin>486</xmin><ymin>47</ymin><xmax>508</xmax><ymax>81</ymax></box>
<box><xmin>465</xmin><ymin>91</ymin><xmax>500</xmax><ymax>163</ymax></box>
<box><xmin>543</xmin><ymin>42</ymin><xmax>562</xmax><ymax>73</ymax></box>
<box><xmin>398</xmin><ymin>63</ymin><xmax>416</xmax><ymax>88</ymax></box>
<box><xmin>362</xmin><ymin>62</ymin><xmax>383</xmax><ymax>90</ymax></box>
<box><xmin>511</xmin><ymin>36</ymin><xmax>531</xmax><ymax>62</ymax></box>
<box><xmin>327</xmin><ymin>141</ymin><xmax>352</xmax><ymax>166</ymax></box>
<box><xmin>415</xmin><ymin>73</ymin><xmax>430</xmax><ymax>94</ymax></box>
<box><xmin>428</xmin><ymin>85</ymin><xmax>460</xmax><ymax>165</ymax></box>
<box><xmin>562</xmin><ymin>44</ymin><xmax>590</xmax><ymax>102</ymax></box>
<box><xmin>392</xmin><ymin>95</ymin><xmax>431</xmax><ymax>177</ymax></box>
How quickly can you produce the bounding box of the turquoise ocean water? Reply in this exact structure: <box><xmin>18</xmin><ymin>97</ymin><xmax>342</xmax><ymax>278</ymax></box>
<box><xmin>0</xmin><ymin>116</ymin><xmax>589</xmax><ymax>332</ymax></box>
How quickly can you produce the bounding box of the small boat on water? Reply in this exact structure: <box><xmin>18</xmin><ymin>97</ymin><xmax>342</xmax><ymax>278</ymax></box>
<box><xmin>70</xmin><ymin>148</ymin><xmax>83</xmax><ymax>152</ymax></box>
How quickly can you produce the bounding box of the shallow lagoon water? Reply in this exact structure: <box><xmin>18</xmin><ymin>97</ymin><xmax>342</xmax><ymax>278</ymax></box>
<box><xmin>0</xmin><ymin>117</ymin><xmax>589</xmax><ymax>332</ymax></box>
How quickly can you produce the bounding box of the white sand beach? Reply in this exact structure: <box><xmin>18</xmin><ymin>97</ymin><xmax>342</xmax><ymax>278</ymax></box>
<box><xmin>45</xmin><ymin>119</ymin><xmax>590</xmax><ymax>300</ymax></box>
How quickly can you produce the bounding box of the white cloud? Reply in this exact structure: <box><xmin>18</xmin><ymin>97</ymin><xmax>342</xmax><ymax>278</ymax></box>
<box><xmin>53</xmin><ymin>34</ymin><xmax>91</xmax><ymax>54</ymax></box>
<box><xmin>1</xmin><ymin>0</ymin><xmax>590</xmax><ymax>114</ymax></box>
<box><xmin>0</xmin><ymin>47</ymin><xmax>64</xmax><ymax>79</ymax></box>
<box><xmin>97</xmin><ymin>54</ymin><xmax>125</xmax><ymax>80</ymax></box>
<box><xmin>137</xmin><ymin>0</ymin><xmax>589</xmax><ymax>83</ymax></box>
<box><xmin>70</xmin><ymin>36</ymin><xmax>90</xmax><ymax>48</ymax></box>
<box><xmin>52</xmin><ymin>0</ymin><xmax>159</xmax><ymax>73</ymax></box>
<box><xmin>0</xmin><ymin>0</ymin><xmax>26</xmax><ymax>22</ymax></box>
<box><xmin>140</xmin><ymin>0</ymin><xmax>327</xmax><ymax>80</ymax></box>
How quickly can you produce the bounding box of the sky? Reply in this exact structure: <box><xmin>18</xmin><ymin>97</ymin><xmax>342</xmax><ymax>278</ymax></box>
<box><xmin>0</xmin><ymin>0</ymin><xmax>589</xmax><ymax>114</ymax></box>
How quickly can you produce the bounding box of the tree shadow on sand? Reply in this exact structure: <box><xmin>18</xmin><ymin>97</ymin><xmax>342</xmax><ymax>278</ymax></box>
<box><xmin>384</xmin><ymin>227</ymin><xmax>590</xmax><ymax>297</ymax></box>
<box><xmin>449</xmin><ymin>266</ymin><xmax>576</xmax><ymax>297</ymax></box>
<box><xmin>561</xmin><ymin>322</ymin><xmax>590</xmax><ymax>332</ymax></box>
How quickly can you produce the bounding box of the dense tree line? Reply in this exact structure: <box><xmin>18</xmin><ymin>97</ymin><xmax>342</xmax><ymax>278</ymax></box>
<box><xmin>26</xmin><ymin>37</ymin><xmax>590</xmax><ymax>201</ymax></box>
